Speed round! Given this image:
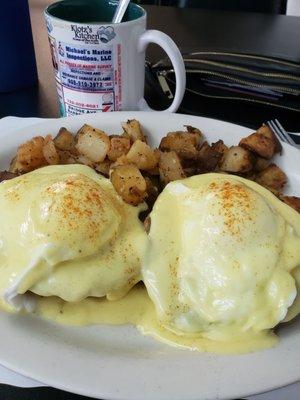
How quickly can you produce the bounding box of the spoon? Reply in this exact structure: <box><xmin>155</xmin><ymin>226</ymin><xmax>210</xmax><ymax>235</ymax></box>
<box><xmin>112</xmin><ymin>0</ymin><xmax>131</xmax><ymax>23</ymax></box>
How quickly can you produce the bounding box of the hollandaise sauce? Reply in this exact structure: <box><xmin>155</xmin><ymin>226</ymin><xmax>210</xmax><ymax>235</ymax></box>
<box><xmin>0</xmin><ymin>168</ymin><xmax>299</xmax><ymax>355</ymax></box>
<box><xmin>31</xmin><ymin>285</ymin><xmax>278</xmax><ymax>355</ymax></box>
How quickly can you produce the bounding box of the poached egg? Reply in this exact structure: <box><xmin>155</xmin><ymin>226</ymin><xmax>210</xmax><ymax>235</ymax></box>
<box><xmin>143</xmin><ymin>173</ymin><xmax>300</xmax><ymax>342</ymax></box>
<box><xmin>0</xmin><ymin>164</ymin><xmax>147</xmax><ymax>309</ymax></box>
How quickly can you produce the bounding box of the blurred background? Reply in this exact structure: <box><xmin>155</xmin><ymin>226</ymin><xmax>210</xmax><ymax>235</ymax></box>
<box><xmin>133</xmin><ymin>0</ymin><xmax>300</xmax><ymax>15</ymax></box>
<box><xmin>1</xmin><ymin>0</ymin><xmax>299</xmax><ymax>129</ymax></box>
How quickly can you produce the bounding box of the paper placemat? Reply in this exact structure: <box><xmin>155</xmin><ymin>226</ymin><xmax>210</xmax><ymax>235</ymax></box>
<box><xmin>0</xmin><ymin>116</ymin><xmax>299</xmax><ymax>399</ymax></box>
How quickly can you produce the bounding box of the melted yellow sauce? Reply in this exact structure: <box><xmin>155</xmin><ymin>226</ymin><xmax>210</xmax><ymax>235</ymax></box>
<box><xmin>33</xmin><ymin>285</ymin><xmax>278</xmax><ymax>354</ymax></box>
<box><xmin>1</xmin><ymin>171</ymin><xmax>299</xmax><ymax>354</ymax></box>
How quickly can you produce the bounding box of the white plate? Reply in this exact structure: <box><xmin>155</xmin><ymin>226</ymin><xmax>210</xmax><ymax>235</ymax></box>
<box><xmin>0</xmin><ymin>112</ymin><xmax>299</xmax><ymax>400</ymax></box>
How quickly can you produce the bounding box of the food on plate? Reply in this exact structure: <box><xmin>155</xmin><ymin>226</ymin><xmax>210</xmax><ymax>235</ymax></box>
<box><xmin>280</xmin><ymin>195</ymin><xmax>300</xmax><ymax>213</ymax></box>
<box><xmin>6</xmin><ymin>120</ymin><xmax>300</xmax><ymax>212</ymax></box>
<box><xmin>0</xmin><ymin>171</ymin><xmax>17</xmax><ymax>182</ymax></box>
<box><xmin>143</xmin><ymin>173</ymin><xmax>300</xmax><ymax>348</ymax></box>
<box><xmin>122</xmin><ymin>119</ymin><xmax>146</xmax><ymax>142</ymax></box>
<box><xmin>196</xmin><ymin>141</ymin><xmax>221</xmax><ymax>172</ymax></box>
<box><xmin>53</xmin><ymin>127</ymin><xmax>75</xmax><ymax>151</ymax></box>
<box><xmin>219</xmin><ymin>146</ymin><xmax>254</xmax><ymax>173</ymax></box>
<box><xmin>110</xmin><ymin>164</ymin><xmax>147</xmax><ymax>206</ymax></box>
<box><xmin>75</xmin><ymin>124</ymin><xmax>110</xmax><ymax>163</ymax></box>
<box><xmin>126</xmin><ymin>140</ymin><xmax>158</xmax><ymax>171</ymax></box>
<box><xmin>255</xmin><ymin>163</ymin><xmax>287</xmax><ymax>192</ymax></box>
<box><xmin>0</xmin><ymin>164</ymin><xmax>147</xmax><ymax>309</ymax></box>
<box><xmin>239</xmin><ymin>124</ymin><xmax>281</xmax><ymax>159</ymax></box>
<box><xmin>159</xmin><ymin>150</ymin><xmax>186</xmax><ymax>184</ymax></box>
<box><xmin>0</xmin><ymin>119</ymin><xmax>300</xmax><ymax>355</ymax></box>
<box><xmin>11</xmin><ymin>136</ymin><xmax>47</xmax><ymax>173</ymax></box>
<box><xmin>159</xmin><ymin>129</ymin><xmax>202</xmax><ymax>159</ymax></box>
<box><xmin>43</xmin><ymin>135</ymin><xmax>60</xmax><ymax>165</ymax></box>
<box><xmin>107</xmin><ymin>136</ymin><xmax>131</xmax><ymax>162</ymax></box>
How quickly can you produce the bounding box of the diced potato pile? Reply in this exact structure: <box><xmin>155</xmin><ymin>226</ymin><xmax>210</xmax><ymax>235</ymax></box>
<box><xmin>6</xmin><ymin>119</ymin><xmax>299</xmax><ymax>213</ymax></box>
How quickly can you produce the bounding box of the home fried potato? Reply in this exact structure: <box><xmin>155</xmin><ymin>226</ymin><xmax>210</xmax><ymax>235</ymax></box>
<box><xmin>5</xmin><ymin>120</ymin><xmax>296</xmax><ymax>210</ymax></box>
<box><xmin>107</xmin><ymin>136</ymin><xmax>131</xmax><ymax>162</ymax></box>
<box><xmin>144</xmin><ymin>216</ymin><xmax>151</xmax><ymax>233</ymax></box>
<box><xmin>181</xmin><ymin>159</ymin><xmax>197</xmax><ymax>176</ymax></box>
<box><xmin>144</xmin><ymin>175</ymin><xmax>160</xmax><ymax>209</ymax></box>
<box><xmin>211</xmin><ymin>140</ymin><xmax>229</xmax><ymax>165</ymax></box>
<box><xmin>111</xmin><ymin>154</ymin><xmax>131</xmax><ymax>168</ymax></box>
<box><xmin>145</xmin><ymin>149</ymin><xmax>160</xmax><ymax>175</ymax></box>
<box><xmin>220</xmin><ymin>146</ymin><xmax>254</xmax><ymax>173</ymax></box>
<box><xmin>239</xmin><ymin>125</ymin><xmax>280</xmax><ymax>159</ymax></box>
<box><xmin>76</xmin><ymin>124</ymin><xmax>110</xmax><ymax>163</ymax></box>
<box><xmin>13</xmin><ymin>136</ymin><xmax>46</xmax><ymax>173</ymax></box>
<box><xmin>126</xmin><ymin>140</ymin><xmax>159</xmax><ymax>171</ymax></box>
<box><xmin>253</xmin><ymin>156</ymin><xmax>270</xmax><ymax>172</ymax></box>
<box><xmin>184</xmin><ymin>125</ymin><xmax>203</xmax><ymax>145</ymax></box>
<box><xmin>122</xmin><ymin>119</ymin><xmax>146</xmax><ymax>142</ymax></box>
<box><xmin>9</xmin><ymin>157</ymin><xmax>20</xmax><ymax>174</ymax></box>
<box><xmin>54</xmin><ymin>127</ymin><xmax>75</xmax><ymax>152</ymax></box>
<box><xmin>242</xmin><ymin>171</ymin><xmax>257</xmax><ymax>181</ymax></box>
<box><xmin>0</xmin><ymin>171</ymin><xmax>17</xmax><ymax>182</ymax></box>
<box><xmin>280</xmin><ymin>196</ymin><xmax>300</xmax><ymax>213</ymax></box>
<box><xmin>110</xmin><ymin>164</ymin><xmax>147</xmax><ymax>205</ymax></box>
<box><xmin>76</xmin><ymin>154</ymin><xmax>94</xmax><ymax>167</ymax></box>
<box><xmin>43</xmin><ymin>135</ymin><xmax>60</xmax><ymax>165</ymax></box>
<box><xmin>159</xmin><ymin>131</ymin><xmax>199</xmax><ymax>160</ymax></box>
<box><xmin>257</xmin><ymin>125</ymin><xmax>282</xmax><ymax>153</ymax></box>
<box><xmin>57</xmin><ymin>150</ymin><xmax>77</xmax><ymax>165</ymax></box>
<box><xmin>197</xmin><ymin>142</ymin><xmax>221</xmax><ymax>172</ymax></box>
<box><xmin>94</xmin><ymin>158</ymin><xmax>111</xmax><ymax>177</ymax></box>
<box><xmin>159</xmin><ymin>151</ymin><xmax>186</xmax><ymax>185</ymax></box>
<box><xmin>255</xmin><ymin>163</ymin><xmax>287</xmax><ymax>191</ymax></box>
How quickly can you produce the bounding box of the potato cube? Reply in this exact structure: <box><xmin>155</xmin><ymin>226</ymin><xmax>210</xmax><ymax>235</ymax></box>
<box><xmin>110</xmin><ymin>164</ymin><xmax>147</xmax><ymax>205</ymax></box>
<box><xmin>197</xmin><ymin>142</ymin><xmax>221</xmax><ymax>172</ymax></box>
<box><xmin>15</xmin><ymin>136</ymin><xmax>46</xmax><ymax>172</ymax></box>
<box><xmin>76</xmin><ymin>124</ymin><xmax>110</xmax><ymax>163</ymax></box>
<box><xmin>239</xmin><ymin>124</ymin><xmax>281</xmax><ymax>159</ymax></box>
<box><xmin>94</xmin><ymin>158</ymin><xmax>112</xmax><ymax>177</ymax></box>
<box><xmin>111</xmin><ymin>155</ymin><xmax>131</xmax><ymax>168</ymax></box>
<box><xmin>126</xmin><ymin>140</ymin><xmax>159</xmax><ymax>170</ymax></box>
<box><xmin>57</xmin><ymin>150</ymin><xmax>77</xmax><ymax>165</ymax></box>
<box><xmin>107</xmin><ymin>136</ymin><xmax>131</xmax><ymax>161</ymax></box>
<box><xmin>145</xmin><ymin>149</ymin><xmax>160</xmax><ymax>175</ymax></box>
<box><xmin>253</xmin><ymin>156</ymin><xmax>270</xmax><ymax>172</ymax></box>
<box><xmin>0</xmin><ymin>171</ymin><xmax>17</xmax><ymax>182</ymax></box>
<box><xmin>9</xmin><ymin>157</ymin><xmax>20</xmax><ymax>174</ymax></box>
<box><xmin>220</xmin><ymin>146</ymin><xmax>254</xmax><ymax>173</ymax></box>
<box><xmin>122</xmin><ymin>119</ymin><xmax>146</xmax><ymax>142</ymax></box>
<box><xmin>159</xmin><ymin>151</ymin><xmax>186</xmax><ymax>184</ymax></box>
<box><xmin>255</xmin><ymin>163</ymin><xmax>287</xmax><ymax>191</ymax></box>
<box><xmin>211</xmin><ymin>140</ymin><xmax>229</xmax><ymax>160</ymax></box>
<box><xmin>280</xmin><ymin>196</ymin><xmax>300</xmax><ymax>213</ymax></box>
<box><xmin>257</xmin><ymin>124</ymin><xmax>282</xmax><ymax>153</ymax></box>
<box><xmin>43</xmin><ymin>135</ymin><xmax>60</xmax><ymax>165</ymax></box>
<box><xmin>54</xmin><ymin>127</ymin><xmax>75</xmax><ymax>151</ymax></box>
<box><xmin>144</xmin><ymin>175</ymin><xmax>160</xmax><ymax>209</ymax></box>
<box><xmin>159</xmin><ymin>131</ymin><xmax>199</xmax><ymax>160</ymax></box>
<box><xmin>184</xmin><ymin>125</ymin><xmax>203</xmax><ymax>146</ymax></box>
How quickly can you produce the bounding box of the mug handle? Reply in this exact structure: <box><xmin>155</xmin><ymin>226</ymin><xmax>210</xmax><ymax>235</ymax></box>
<box><xmin>137</xmin><ymin>30</ymin><xmax>186</xmax><ymax>112</ymax></box>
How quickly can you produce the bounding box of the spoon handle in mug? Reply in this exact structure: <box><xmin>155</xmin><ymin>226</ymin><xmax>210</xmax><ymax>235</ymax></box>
<box><xmin>112</xmin><ymin>0</ymin><xmax>131</xmax><ymax>23</ymax></box>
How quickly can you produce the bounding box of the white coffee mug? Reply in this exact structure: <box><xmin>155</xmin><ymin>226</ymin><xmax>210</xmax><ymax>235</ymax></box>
<box><xmin>45</xmin><ymin>0</ymin><xmax>186</xmax><ymax>116</ymax></box>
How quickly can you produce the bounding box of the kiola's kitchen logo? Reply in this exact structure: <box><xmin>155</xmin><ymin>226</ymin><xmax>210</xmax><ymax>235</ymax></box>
<box><xmin>71</xmin><ymin>25</ymin><xmax>116</xmax><ymax>43</ymax></box>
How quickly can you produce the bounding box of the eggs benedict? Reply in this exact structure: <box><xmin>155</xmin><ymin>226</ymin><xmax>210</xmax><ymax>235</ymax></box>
<box><xmin>0</xmin><ymin>164</ymin><xmax>147</xmax><ymax>309</ymax></box>
<box><xmin>143</xmin><ymin>173</ymin><xmax>300</xmax><ymax>345</ymax></box>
